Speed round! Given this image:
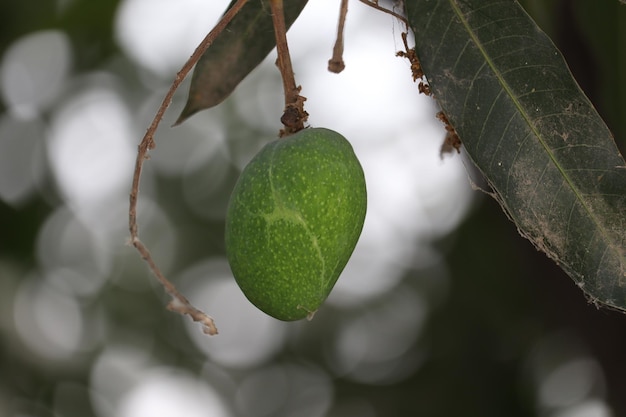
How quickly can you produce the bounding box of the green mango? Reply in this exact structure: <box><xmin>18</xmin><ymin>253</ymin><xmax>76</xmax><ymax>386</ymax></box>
<box><xmin>225</xmin><ymin>128</ymin><xmax>367</xmax><ymax>321</ymax></box>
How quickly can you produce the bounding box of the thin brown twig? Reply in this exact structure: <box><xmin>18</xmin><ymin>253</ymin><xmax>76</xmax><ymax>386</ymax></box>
<box><xmin>357</xmin><ymin>0</ymin><xmax>408</xmax><ymax>26</ymax></box>
<box><xmin>129</xmin><ymin>0</ymin><xmax>250</xmax><ymax>336</ymax></box>
<box><xmin>269</xmin><ymin>0</ymin><xmax>308</xmax><ymax>136</ymax></box>
<box><xmin>328</xmin><ymin>0</ymin><xmax>349</xmax><ymax>73</ymax></box>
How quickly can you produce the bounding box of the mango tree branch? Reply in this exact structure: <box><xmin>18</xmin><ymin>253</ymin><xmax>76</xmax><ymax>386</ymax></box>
<box><xmin>128</xmin><ymin>0</ymin><xmax>250</xmax><ymax>336</ymax></box>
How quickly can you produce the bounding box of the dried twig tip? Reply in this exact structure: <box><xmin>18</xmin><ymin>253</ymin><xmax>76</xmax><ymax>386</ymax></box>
<box><xmin>329</xmin><ymin>0</ymin><xmax>349</xmax><ymax>74</ymax></box>
<box><xmin>167</xmin><ymin>298</ymin><xmax>219</xmax><ymax>335</ymax></box>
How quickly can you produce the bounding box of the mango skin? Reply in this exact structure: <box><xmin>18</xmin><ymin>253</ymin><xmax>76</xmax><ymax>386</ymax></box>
<box><xmin>225</xmin><ymin>128</ymin><xmax>367</xmax><ymax>321</ymax></box>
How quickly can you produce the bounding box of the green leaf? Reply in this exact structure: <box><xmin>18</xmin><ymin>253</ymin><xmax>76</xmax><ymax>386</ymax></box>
<box><xmin>176</xmin><ymin>0</ymin><xmax>308</xmax><ymax>124</ymax></box>
<box><xmin>406</xmin><ymin>0</ymin><xmax>626</xmax><ymax>308</ymax></box>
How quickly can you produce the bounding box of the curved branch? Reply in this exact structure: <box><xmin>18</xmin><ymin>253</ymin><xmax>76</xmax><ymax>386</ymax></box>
<box><xmin>128</xmin><ymin>0</ymin><xmax>251</xmax><ymax>336</ymax></box>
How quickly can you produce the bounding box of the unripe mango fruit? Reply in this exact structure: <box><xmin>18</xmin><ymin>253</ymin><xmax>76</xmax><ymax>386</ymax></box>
<box><xmin>225</xmin><ymin>128</ymin><xmax>367</xmax><ymax>321</ymax></box>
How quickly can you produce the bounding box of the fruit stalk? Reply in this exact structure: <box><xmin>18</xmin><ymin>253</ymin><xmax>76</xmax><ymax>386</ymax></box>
<box><xmin>269</xmin><ymin>0</ymin><xmax>308</xmax><ymax>135</ymax></box>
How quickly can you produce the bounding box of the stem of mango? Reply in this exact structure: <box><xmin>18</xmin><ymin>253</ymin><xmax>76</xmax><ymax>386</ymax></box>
<box><xmin>269</xmin><ymin>0</ymin><xmax>308</xmax><ymax>136</ymax></box>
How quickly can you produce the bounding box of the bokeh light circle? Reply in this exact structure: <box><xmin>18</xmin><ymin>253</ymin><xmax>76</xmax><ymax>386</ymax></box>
<box><xmin>0</xmin><ymin>30</ymin><xmax>71</xmax><ymax>118</ymax></box>
<box><xmin>115</xmin><ymin>0</ymin><xmax>230</xmax><ymax>76</ymax></box>
<box><xmin>178</xmin><ymin>258</ymin><xmax>289</xmax><ymax>368</ymax></box>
